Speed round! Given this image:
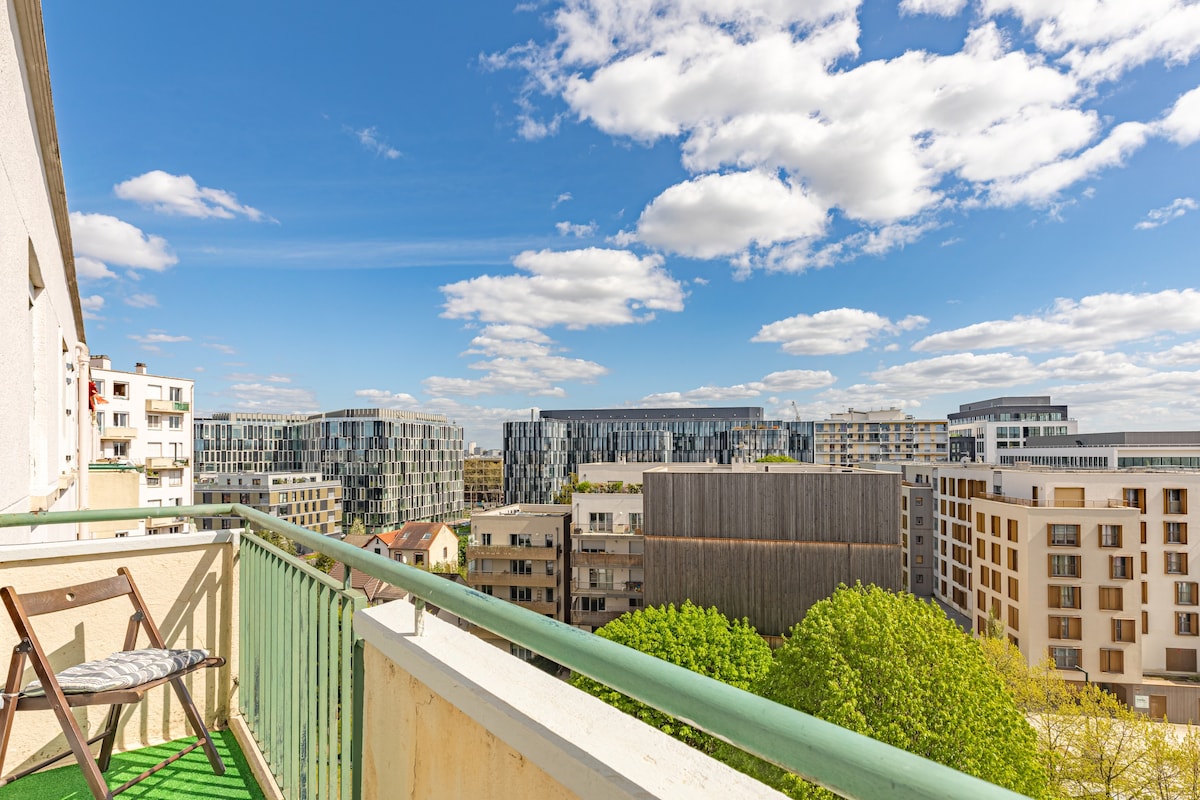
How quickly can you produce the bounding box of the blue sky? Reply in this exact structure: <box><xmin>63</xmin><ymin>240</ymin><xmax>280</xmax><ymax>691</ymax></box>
<box><xmin>46</xmin><ymin>0</ymin><xmax>1200</xmax><ymax>448</ymax></box>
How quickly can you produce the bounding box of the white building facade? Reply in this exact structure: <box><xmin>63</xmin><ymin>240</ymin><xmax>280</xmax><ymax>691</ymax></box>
<box><xmin>0</xmin><ymin>1</ymin><xmax>91</xmax><ymax>543</ymax></box>
<box><xmin>814</xmin><ymin>408</ymin><xmax>947</xmax><ymax>466</ymax></box>
<box><xmin>89</xmin><ymin>358</ymin><xmax>194</xmax><ymax>536</ymax></box>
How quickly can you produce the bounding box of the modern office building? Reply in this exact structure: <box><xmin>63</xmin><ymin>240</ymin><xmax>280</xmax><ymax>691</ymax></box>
<box><xmin>195</xmin><ymin>409</ymin><xmax>464</xmax><ymax>531</ymax></box>
<box><xmin>88</xmin><ymin>358</ymin><xmax>194</xmax><ymax>536</ymax></box>
<box><xmin>192</xmin><ymin>471</ymin><xmax>342</xmax><ymax>541</ymax></box>
<box><xmin>503</xmin><ymin>407</ymin><xmax>814</xmax><ymax>504</ymax></box>
<box><xmin>568</xmin><ymin>463</ymin><xmax>647</xmax><ymax>631</ymax></box>
<box><xmin>642</xmin><ymin>463</ymin><xmax>902</xmax><ymax>638</ymax></box>
<box><xmin>812</xmin><ymin>408</ymin><xmax>948</xmax><ymax>466</ymax></box>
<box><xmin>0</xmin><ymin>2</ymin><xmax>90</xmax><ymax>544</ymax></box>
<box><xmin>947</xmin><ymin>396</ymin><xmax>1076</xmax><ymax>463</ymax></box>
<box><xmin>929</xmin><ymin>462</ymin><xmax>1200</xmax><ymax>719</ymax></box>
<box><xmin>466</xmin><ymin>504</ymin><xmax>572</xmax><ymax>654</ymax></box>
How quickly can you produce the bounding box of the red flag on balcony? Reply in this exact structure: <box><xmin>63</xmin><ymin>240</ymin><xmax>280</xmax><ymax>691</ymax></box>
<box><xmin>88</xmin><ymin>380</ymin><xmax>108</xmax><ymax>411</ymax></box>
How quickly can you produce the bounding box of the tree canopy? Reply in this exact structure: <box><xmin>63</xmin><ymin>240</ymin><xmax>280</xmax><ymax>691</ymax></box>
<box><xmin>571</xmin><ymin>601</ymin><xmax>772</xmax><ymax>752</ymax></box>
<box><xmin>756</xmin><ymin>454</ymin><xmax>798</xmax><ymax>463</ymax></box>
<box><xmin>747</xmin><ymin>584</ymin><xmax>1046</xmax><ymax>798</ymax></box>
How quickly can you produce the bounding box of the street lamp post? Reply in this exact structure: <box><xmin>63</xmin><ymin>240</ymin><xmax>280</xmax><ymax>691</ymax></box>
<box><xmin>1071</xmin><ymin>664</ymin><xmax>1089</xmax><ymax>683</ymax></box>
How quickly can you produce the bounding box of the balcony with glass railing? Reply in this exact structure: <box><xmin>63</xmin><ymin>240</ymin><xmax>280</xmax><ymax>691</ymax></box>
<box><xmin>0</xmin><ymin>504</ymin><xmax>1028</xmax><ymax>800</ymax></box>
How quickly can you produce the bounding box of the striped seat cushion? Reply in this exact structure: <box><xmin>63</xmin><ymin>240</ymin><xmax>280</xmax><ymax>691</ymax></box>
<box><xmin>22</xmin><ymin>648</ymin><xmax>209</xmax><ymax>697</ymax></box>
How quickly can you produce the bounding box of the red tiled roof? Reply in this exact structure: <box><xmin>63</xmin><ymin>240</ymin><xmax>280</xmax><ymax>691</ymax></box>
<box><xmin>389</xmin><ymin>521</ymin><xmax>453</xmax><ymax>551</ymax></box>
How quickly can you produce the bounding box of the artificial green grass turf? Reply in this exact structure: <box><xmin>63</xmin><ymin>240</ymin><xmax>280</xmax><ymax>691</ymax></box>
<box><xmin>0</xmin><ymin>729</ymin><xmax>265</xmax><ymax>799</ymax></box>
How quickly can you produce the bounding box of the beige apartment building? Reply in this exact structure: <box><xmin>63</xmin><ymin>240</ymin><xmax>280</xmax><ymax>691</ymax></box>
<box><xmin>466</xmin><ymin>504</ymin><xmax>571</xmax><ymax>655</ymax></box>
<box><xmin>814</xmin><ymin>408</ymin><xmax>947</xmax><ymax>466</ymax></box>
<box><xmin>931</xmin><ymin>464</ymin><xmax>1200</xmax><ymax>718</ymax></box>
<box><xmin>569</xmin><ymin>463</ymin><xmax>646</xmax><ymax>632</ymax></box>
<box><xmin>192</xmin><ymin>471</ymin><xmax>342</xmax><ymax>541</ymax></box>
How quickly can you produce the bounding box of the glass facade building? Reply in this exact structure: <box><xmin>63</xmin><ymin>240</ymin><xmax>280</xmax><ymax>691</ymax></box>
<box><xmin>195</xmin><ymin>409</ymin><xmax>463</xmax><ymax>530</ymax></box>
<box><xmin>503</xmin><ymin>408</ymin><xmax>814</xmax><ymax>504</ymax></box>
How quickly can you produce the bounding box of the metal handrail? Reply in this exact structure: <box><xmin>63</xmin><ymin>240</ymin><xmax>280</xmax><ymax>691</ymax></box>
<box><xmin>0</xmin><ymin>504</ymin><xmax>1027</xmax><ymax>800</ymax></box>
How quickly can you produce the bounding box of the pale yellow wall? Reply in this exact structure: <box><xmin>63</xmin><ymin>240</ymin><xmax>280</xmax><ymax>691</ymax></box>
<box><xmin>85</xmin><ymin>469</ymin><xmax>142</xmax><ymax>537</ymax></box>
<box><xmin>360</xmin><ymin>642</ymin><xmax>578</xmax><ymax>800</ymax></box>
<box><xmin>0</xmin><ymin>537</ymin><xmax>236</xmax><ymax>774</ymax></box>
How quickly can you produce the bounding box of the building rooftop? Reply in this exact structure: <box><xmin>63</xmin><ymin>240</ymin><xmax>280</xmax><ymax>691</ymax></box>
<box><xmin>537</xmin><ymin>407</ymin><xmax>766</xmax><ymax>421</ymax></box>
<box><xmin>1024</xmin><ymin>431</ymin><xmax>1200</xmax><ymax>447</ymax></box>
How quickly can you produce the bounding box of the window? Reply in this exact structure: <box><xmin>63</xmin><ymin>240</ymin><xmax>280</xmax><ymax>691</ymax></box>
<box><xmin>1050</xmin><ymin>524</ymin><xmax>1080</xmax><ymax>547</ymax></box>
<box><xmin>1178</xmin><ymin>612</ymin><xmax>1198</xmax><ymax>636</ymax></box>
<box><xmin>112</xmin><ymin>382</ymin><xmax>129</xmax><ymax>398</ymax></box>
<box><xmin>1050</xmin><ymin>647</ymin><xmax>1080</xmax><ymax>669</ymax></box>
<box><xmin>588</xmin><ymin>569</ymin><xmax>613</xmax><ymax>589</ymax></box>
<box><xmin>915</xmin><ymin>496</ymin><xmax>924</xmax><ymax>506</ymax></box>
<box><xmin>1100</xmin><ymin>525</ymin><xmax>1122</xmax><ymax>548</ymax></box>
<box><xmin>1049</xmin><ymin>585</ymin><xmax>1080</xmax><ymax>609</ymax></box>
<box><xmin>510</xmin><ymin>587</ymin><xmax>532</xmax><ymax>602</ymax></box>
<box><xmin>1008</xmin><ymin>605</ymin><xmax>1019</xmax><ymax>631</ymax></box>
<box><xmin>1167</xmin><ymin>552</ymin><xmax>1189</xmax><ymax>575</ymax></box>
<box><xmin>479</xmin><ymin>585</ymin><xmax>493</xmax><ymax>596</ymax></box>
<box><xmin>1123</xmin><ymin>487</ymin><xmax>1146</xmax><ymax>513</ymax></box>
<box><xmin>1049</xmin><ymin>616</ymin><xmax>1082</xmax><ymax>640</ymax></box>
<box><xmin>480</xmin><ymin>533</ymin><xmax>492</xmax><ymax>546</ymax></box>
<box><xmin>146</xmin><ymin>474</ymin><xmax>161</xmax><ymax>487</ymax></box>
<box><xmin>1178</xmin><ymin>582</ymin><xmax>1198</xmax><ymax>606</ymax></box>
<box><xmin>628</xmin><ymin>512</ymin><xmax>643</xmax><ymax>531</ymax></box>
<box><xmin>169</xmin><ymin>415</ymin><xmax>182</xmax><ymax>430</ymax></box>
<box><xmin>1166</xmin><ymin>488</ymin><xmax>1187</xmax><ymax>515</ymax></box>
<box><xmin>147</xmin><ymin>414</ymin><xmax>161</xmax><ymax>429</ymax></box>
<box><xmin>1100</xmin><ymin>649</ymin><xmax>1125</xmax><ymax>674</ymax></box>
<box><xmin>1167</xmin><ymin>522</ymin><xmax>1188</xmax><ymax>545</ymax></box>
<box><xmin>1008</xmin><ymin>548</ymin><xmax>1018</xmax><ymax>570</ymax></box>
<box><xmin>1008</xmin><ymin>577</ymin><xmax>1019</xmax><ymax>600</ymax></box>
<box><xmin>1111</xmin><ymin>556</ymin><xmax>1133</xmax><ymax>580</ymax></box>
<box><xmin>581</xmin><ymin>597</ymin><xmax>606</xmax><ymax>612</ymax></box>
<box><xmin>1112</xmin><ymin>619</ymin><xmax>1136</xmax><ymax>643</ymax></box>
<box><xmin>1050</xmin><ymin>555</ymin><xmax>1080</xmax><ymax>577</ymax></box>
<box><xmin>510</xmin><ymin>534</ymin><xmax>531</xmax><ymax>547</ymax></box>
<box><xmin>1008</xmin><ymin>519</ymin><xmax>1019</xmax><ymax>542</ymax></box>
<box><xmin>916</xmin><ymin>575</ymin><xmax>924</xmax><ymax>583</ymax></box>
<box><xmin>1098</xmin><ymin>587</ymin><xmax>1123</xmax><ymax>611</ymax></box>
<box><xmin>112</xmin><ymin>442</ymin><xmax>128</xmax><ymax>458</ymax></box>
<box><xmin>112</xmin><ymin>412</ymin><xmax>129</xmax><ymax>427</ymax></box>
<box><xmin>394</xmin><ymin>553</ymin><xmax>403</xmax><ymax>562</ymax></box>
<box><xmin>510</xmin><ymin>560</ymin><xmax>532</xmax><ymax>575</ymax></box>
<box><xmin>169</xmin><ymin>387</ymin><xmax>183</xmax><ymax>402</ymax></box>
<box><xmin>510</xmin><ymin>645</ymin><xmax>533</xmax><ymax>661</ymax></box>
<box><xmin>915</xmin><ymin>517</ymin><xmax>924</xmax><ymax>526</ymax></box>
<box><xmin>413</xmin><ymin>553</ymin><xmax>425</xmax><ymax>566</ymax></box>
<box><xmin>589</xmin><ymin>512</ymin><xmax>613</xmax><ymax>532</ymax></box>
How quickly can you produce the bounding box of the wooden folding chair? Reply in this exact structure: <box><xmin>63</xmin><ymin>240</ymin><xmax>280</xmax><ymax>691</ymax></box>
<box><xmin>0</xmin><ymin>567</ymin><xmax>225</xmax><ymax>799</ymax></box>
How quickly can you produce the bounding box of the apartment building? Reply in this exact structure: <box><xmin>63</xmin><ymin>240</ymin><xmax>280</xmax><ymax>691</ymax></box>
<box><xmin>466</xmin><ymin>504</ymin><xmax>571</xmax><ymax>655</ymax></box>
<box><xmin>813</xmin><ymin>408</ymin><xmax>947</xmax><ymax>466</ymax></box>
<box><xmin>88</xmin><ymin>358</ymin><xmax>193</xmax><ymax>536</ymax></box>
<box><xmin>195</xmin><ymin>408</ymin><xmax>464</xmax><ymax>531</ymax></box>
<box><xmin>464</xmin><ymin>456</ymin><xmax>503</xmax><ymax>508</ymax></box>
<box><xmin>0</xmin><ymin>0</ymin><xmax>91</xmax><ymax>543</ymax></box>
<box><xmin>569</xmin><ymin>463</ymin><xmax>646</xmax><ymax>632</ymax></box>
<box><xmin>504</xmin><ymin>407</ymin><xmax>814</xmax><ymax>504</ymax></box>
<box><xmin>948</xmin><ymin>396</ymin><xmax>1076</xmax><ymax>464</ymax></box>
<box><xmin>643</xmin><ymin>463</ymin><xmax>901</xmax><ymax>638</ymax></box>
<box><xmin>1002</xmin><ymin>431</ymin><xmax>1200</xmax><ymax>469</ymax></box>
<box><xmin>930</xmin><ymin>463</ymin><xmax>1200</xmax><ymax>718</ymax></box>
<box><xmin>192</xmin><ymin>471</ymin><xmax>342</xmax><ymax>541</ymax></box>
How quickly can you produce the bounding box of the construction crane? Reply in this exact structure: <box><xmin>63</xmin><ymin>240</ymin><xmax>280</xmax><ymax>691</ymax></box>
<box><xmin>790</xmin><ymin>400</ymin><xmax>801</xmax><ymax>422</ymax></box>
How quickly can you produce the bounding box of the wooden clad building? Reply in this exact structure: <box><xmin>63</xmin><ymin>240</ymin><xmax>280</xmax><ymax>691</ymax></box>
<box><xmin>643</xmin><ymin>465</ymin><xmax>901</xmax><ymax>637</ymax></box>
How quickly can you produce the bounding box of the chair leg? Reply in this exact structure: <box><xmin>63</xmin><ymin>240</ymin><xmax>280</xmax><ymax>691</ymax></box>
<box><xmin>97</xmin><ymin>703</ymin><xmax>123</xmax><ymax>772</ymax></box>
<box><xmin>168</xmin><ymin>676</ymin><xmax>225</xmax><ymax>775</ymax></box>
<box><xmin>45</xmin><ymin>693</ymin><xmax>113</xmax><ymax>800</ymax></box>
<box><xmin>0</xmin><ymin>645</ymin><xmax>28</xmax><ymax>778</ymax></box>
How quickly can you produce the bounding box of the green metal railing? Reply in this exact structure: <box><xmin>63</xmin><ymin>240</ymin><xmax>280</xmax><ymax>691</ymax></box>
<box><xmin>0</xmin><ymin>504</ymin><xmax>1030</xmax><ymax>800</ymax></box>
<box><xmin>240</xmin><ymin>532</ymin><xmax>364</xmax><ymax>800</ymax></box>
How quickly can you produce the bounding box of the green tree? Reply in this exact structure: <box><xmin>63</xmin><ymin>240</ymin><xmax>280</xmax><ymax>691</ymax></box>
<box><xmin>755</xmin><ymin>454</ymin><xmax>798</xmax><ymax>463</ymax></box>
<box><xmin>570</xmin><ymin>602</ymin><xmax>773</xmax><ymax>753</ymax></box>
<box><xmin>311</xmin><ymin>552</ymin><xmax>336</xmax><ymax>574</ymax></box>
<box><xmin>1059</xmin><ymin>685</ymin><xmax>1152</xmax><ymax>800</ymax></box>
<box><xmin>740</xmin><ymin>584</ymin><xmax>1046</xmax><ymax>798</ymax></box>
<box><xmin>347</xmin><ymin>517</ymin><xmax>366</xmax><ymax>538</ymax></box>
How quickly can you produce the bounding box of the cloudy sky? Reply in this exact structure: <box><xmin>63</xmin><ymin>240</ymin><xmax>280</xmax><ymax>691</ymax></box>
<box><xmin>48</xmin><ymin>0</ymin><xmax>1200</xmax><ymax>448</ymax></box>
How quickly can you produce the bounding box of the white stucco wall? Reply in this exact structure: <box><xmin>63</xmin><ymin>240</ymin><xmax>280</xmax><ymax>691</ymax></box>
<box><xmin>0</xmin><ymin>0</ymin><xmax>89</xmax><ymax>542</ymax></box>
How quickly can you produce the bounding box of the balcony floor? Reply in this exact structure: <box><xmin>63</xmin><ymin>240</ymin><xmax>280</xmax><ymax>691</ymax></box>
<box><xmin>0</xmin><ymin>730</ymin><xmax>264</xmax><ymax>800</ymax></box>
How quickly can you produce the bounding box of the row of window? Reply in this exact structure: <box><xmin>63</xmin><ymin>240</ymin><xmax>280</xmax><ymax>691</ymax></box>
<box><xmin>1049</xmin><ymin>553</ymin><xmax>1188</xmax><ymax>578</ymax></box>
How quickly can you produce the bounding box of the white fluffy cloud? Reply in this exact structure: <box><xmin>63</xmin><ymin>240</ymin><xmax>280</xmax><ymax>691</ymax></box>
<box><xmin>70</xmin><ymin>212</ymin><xmax>177</xmax><ymax>272</ymax></box>
<box><xmin>914</xmin><ymin>289</ymin><xmax>1200</xmax><ymax>353</ymax></box>
<box><xmin>114</xmin><ymin>170</ymin><xmax>268</xmax><ymax>220</ymax></box>
<box><xmin>347</xmin><ymin>126</ymin><xmax>401</xmax><ymax>159</ymax></box>
<box><xmin>861</xmin><ymin>352</ymin><xmax>1037</xmax><ymax>396</ymax></box>
<box><xmin>1135</xmin><ymin>197</ymin><xmax>1198</xmax><ymax>229</ymax></box>
<box><xmin>441</xmin><ymin>248</ymin><xmax>684</xmax><ymax>329</ymax></box>
<box><xmin>75</xmin><ymin>256</ymin><xmax>116</xmax><ymax>280</ymax></box>
<box><xmin>225</xmin><ymin>383</ymin><xmax>320</xmax><ymax>413</ymax></box>
<box><xmin>641</xmin><ymin>368</ymin><xmax>834</xmax><ymax>404</ymax></box>
<box><xmin>754</xmin><ymin>308</ymin><xmax>929</xmax><ymax>355</ymax></box>
<box><xmin>425</xmin><ymin>326</ymin><xmax>609</xmax><ymax>397</ymax></box>
<box><xmin>1148</xmin><ymin>340</ymin><xmax>1200</xmax><ymax>366</ymax></box>
<box><xmin>491</xmin><ymin>1</ymin><xmax>1200</xmax><ymax>272</ymax></box>
<box><xmin>124</xmin><ymin>293</ymin><xmax>158</xmax><ymax>308</ymax></box>
<box><xmin>556</xmin><ymin>220</ymin><xmax>598</xmax><ymax>237</ymax></box>
<box><xmin>631</xmin><ymin>171</ymin><xmax>826</xmax><ymax>258</ymax></box>
<box><xmin>80</xmin><ymin>295</ymin><xmax>104</xmax><ymax>319</ymax></box>
<box><xmin>129</xmin><ymin>332</ymin><xmax>190</xmax><ymax>344</ymax></box>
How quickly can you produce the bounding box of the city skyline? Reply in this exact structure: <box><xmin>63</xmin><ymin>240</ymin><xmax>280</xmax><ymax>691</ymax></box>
<box><xmin>47</xmin><ymin>1</ymin><xmax>1200</xmax><ymax>448</ymax></box>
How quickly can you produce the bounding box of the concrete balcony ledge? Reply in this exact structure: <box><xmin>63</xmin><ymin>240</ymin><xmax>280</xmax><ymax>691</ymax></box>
<box><xmin>145</xmin><ymin>399</ymin><xmax>190</xmax><ymax>413</ymax></box>
<box><xmin>356</xmin><ymin>601</ymin><xmax>785</xmax><ymax>799</ymax></box>
<box><xmin>100</xmin><ymin>426</ymin><xmax>138</xmax><ymax>440</ymax></box>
